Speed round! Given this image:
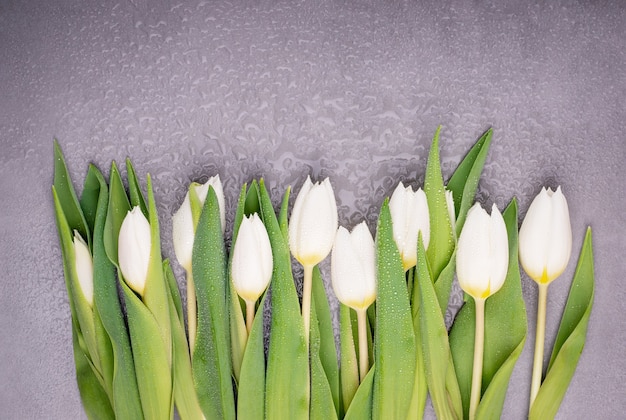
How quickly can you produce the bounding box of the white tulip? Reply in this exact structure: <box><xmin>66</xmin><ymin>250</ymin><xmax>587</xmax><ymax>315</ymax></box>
<box><xmin>73</xmin><ymin>231</ymin><xmax>94</xmax><ymax>306</ymax></box>
<box><xmin>231</xmin><ymin>213</ymin><xmax>273</xmax><ymax>304</ymax></box>
<box><xmin>118</xmin><ymin>206</ymin><xmax>152</xmax><ymax>296</ymax></box>
<box><xmin>519</xmin><ymin>186</ymin><xmax>572</xmax><ymax>285</ymax></box>
<box><xmin>456</xmin><ymin>203</ymin><xmax>509</xmax><ymax>300</ymax></box>
<box><xmin>172</xmin><ymin>175</ymin><xmax>225</xmax><ymax>271</ymax></box>
<box><xmin>388</xmin><ymin>182</ymin><xmax>430</xmax><ymax>271</ymax></box>
<box><xmin>288</xmin><ymin>176</ymin><xmax>338</xmax><ymax>267</ymax></box>
<box><xmin>331</xmin><ymin>222</ymin><xmax>376</xmax><ymax>311</ymax></box>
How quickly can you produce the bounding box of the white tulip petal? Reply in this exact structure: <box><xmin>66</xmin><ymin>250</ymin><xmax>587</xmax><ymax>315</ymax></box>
<box><xmin>288</xmin><ymin>176</ymin><xmax>313</xmax><ymax>258</ymax></box>
<box><xmin>119</xmin><ymin>206</ymin><xmax>152</xmax><ymax>296</ymax></box>
<box><xmin>73</xmin><ymin>231</ymin><xmax>94</xmax><ymax>306</ymax></box>
<box><xmin>445</xmin><ymin>189</ymin><xmax>456</xmax><ymax>230</ymax></box>
<box><xmin>172</xmin><ymin>194</ymin><xmax>194</xmax><ymax>271</ymax></box>
<box><xmin>488</xmin><ymin>204</ymin><xmax>509</xmax><ymax>294</ymax></box>
<box><xmin>546</xmin><ymin>187</ymin><xmax>572</xmax><ymax>280</ymax></box>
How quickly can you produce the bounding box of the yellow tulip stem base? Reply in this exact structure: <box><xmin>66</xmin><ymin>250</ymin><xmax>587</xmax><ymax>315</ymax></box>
<box><xmin>186</xmin><ymin>269</ymin><xmax>197</xmax><ymax>354</ymax></box>
<box><xmin>469</xmin><ymin>297</ymin><xmax>486</xmax><ymax>420</ymax></box>
<box><xmin>356</xmin><ymin>308</ymin><xmax>369</xmax><ymax>383</ymax></box>
<box><xmin>529</xmin><ymin>282</ymin><xmax>548</xmax><ymax>410</ymax></box>
<box><xmin>302</xmin><ymin>264</ymin><xmax>314</xmax><ymax>345</ymax></box>
<box><xmin>245</xmin><ymin>300</ymin><xmax>255</xmax><ymax>335</ymax></box>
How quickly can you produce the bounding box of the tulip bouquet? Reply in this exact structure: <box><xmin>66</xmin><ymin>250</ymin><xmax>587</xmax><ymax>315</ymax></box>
<box><xmin>53</xmin><ymin>127</ymin><xmax>594</xmax><ymax>420</ymax></box>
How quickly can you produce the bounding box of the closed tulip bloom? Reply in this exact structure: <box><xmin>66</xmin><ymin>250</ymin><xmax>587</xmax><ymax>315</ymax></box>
<box><xmin>456</xmin><ymin>203</ymin><xmax>509</xmax><ymax>300</ymax></box>
<box><xmin>118</xmin><ymin>206</ymin><xmax>152</xmax><ymax>296</ymax></box>
<box><xmin>231</xmin><ymin>213</ymin><xmax>273</xmax><ymax>303</ymax></box>
<box><xmin>172</xmin><ymin>175</ymin><xmax>225</xmax><ymax>271</ymax></box>
<box><xmin>388</xmin><ymin>182</ymin><xmax>430</xmax><ymax>271</ymax></box>
<box><xmin>519</xmin><ymin>186</ymin><xmax>572</xmax><ymax>285</ymax></box>
<box><xmin>289</xmin><ymin>176</ymin><xmax>338</xmax><ymax>267</ymax></box>
<box><xmin>331</xmin><ymin>222</ymin><xmax>376</xmax><ymax>311</ymax></box>
<box><xmin>73</xmin><ymin>230</ymin><xmax>94</xmax><ymax>306</ymax></box>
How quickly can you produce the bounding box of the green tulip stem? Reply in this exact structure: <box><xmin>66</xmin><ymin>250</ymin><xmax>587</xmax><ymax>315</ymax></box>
<box><xmin>302</xmin><ymin>264</ymin><xmax>314</xmax><ymax>345</ymax></box>
<box><xmin>186</xmin><ymin>269</ymin><xmax>197</xmax><ymax>354</ymax></box>
<box><xmin>469</xmin><ymin>297</ymin><xmax>486</xmax><ymax>420</ymax></box>
<box><xmin>530</xmin><ymin>282</ymin><xmax>548</xmax><ymax>410</ymax></box>
<box><xmin>245</xmin><ymin>299</ymin><xmax>255</xmax><ymax>335</ymax></box>
<box><xmin>356</xmin><ymin>308</ymin><xmax>369</xmax><ymax>383</ymax></box>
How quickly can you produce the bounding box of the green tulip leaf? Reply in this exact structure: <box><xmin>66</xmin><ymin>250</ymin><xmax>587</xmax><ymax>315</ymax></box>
<box><xmin>446</xmin><ymin>129</ymin><xmax>493</xmax><ymax>236</ymax></box>
<box><xmin>229</xmin><ymin>183</ymin><xmax>250</xmax><ymax>383</ymax></box>
<box><xmin>312</xmin><ymin>265</ymin><xmax>340</xmax><ymax>415</ymax></box>
<box><xmin>236</xmin><ymin>289</ymin><xmax>268</xmax><ymax>420</ymax></box>
<box><xmin>343</xmin><ymin>365</ymin><xmax>375</xmax><ymax>420</ymax></box>
<box><xmin>164</xmin><ymin>260</ymin><xmax>204</xmax><ymax>420</ymax></box>
<box><xmin>192</xmin><ymin>186</ymin><xmax>236</xmax><ymax>420</ymax></box>
<box><xmin>310</xmin><ymin>297</ymin><xmax>339</xmax><ymax>420</ymax></box>
<box><xmin>408</xmin><ymin>267</ymin><xmax>428</xmax><ymax>419</ymax></box>
<box><xmin>53</xmin><ymin>140</ymin><xmax>90</xmax><ymax>246</ymax></box>
<box><xmin>120</xmin><ymin>281</ymin><xmax>172</xmax><ymax>420</ymax></box>
<box><xmin>529</xmin><ymin>228</ymin><xmax>594</xmax><ymax>420</ymax></box>
<box><xmin>449</xmin><ymin>199</ymin><xmax>527</xmax><ymax>419</ymax></box>
<box><xmin>372</xmin><ymin>200</ymin><xmax>416</xmax><ymax>419</ymax></box>
<box><xmin>339</xmin><ymin>304</ymin><xmax>359</xmax><ymax>415</ymax></box>
<box><xmin>126</xmin><ymin>158</ymin><xmax>148</xmax><ymax>217</ymax></box>
<box><xmin>71</xmin><ymin>325</ymin><xmax>115</xmax><ymax>420</ymax></box>
<box><xmin>424</xmin><ymin>126</ymin><xmax>455</xmax><ymax>281</ymax></box>
<box><xmin>102</xmin><ymin>162</ymin><xmax>131</xmax><ymax>267</ymax></box>
<box><xmin>415</xmin><ymin>233</ymin><xmax>462</xmax><ymax>420</ymax></box>
<box><xmin>86</xmin><ymin>165</ymin><xmax>144</xmax><ymax>419</ymax></box>
<box><xmin>260</xmin><ymin>179</ymin><xmax>309</xmax><ymax>419</ymax></box>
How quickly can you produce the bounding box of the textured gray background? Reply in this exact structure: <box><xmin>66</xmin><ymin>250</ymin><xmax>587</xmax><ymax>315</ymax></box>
<box><xmin>1</xmin><ymin>0</ymin><xmax>625</xmax><ymax>418</ymax></box>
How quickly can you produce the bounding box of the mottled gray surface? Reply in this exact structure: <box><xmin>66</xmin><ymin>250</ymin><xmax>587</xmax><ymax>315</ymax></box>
<box><xmin>1</xmin><ymin>0</ymin><xmax>625</xmax><ymax>418</ymax></box>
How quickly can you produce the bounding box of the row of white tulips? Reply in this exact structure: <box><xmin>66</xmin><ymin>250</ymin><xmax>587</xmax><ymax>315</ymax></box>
<box><xmin>56</xmin><ymin>131</ymin><xmax>592</xmax><ymax>420</ymax></box>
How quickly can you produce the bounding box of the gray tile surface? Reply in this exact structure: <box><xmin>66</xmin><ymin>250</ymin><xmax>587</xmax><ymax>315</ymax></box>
<box><xmin>1</xmin><ymin>0</ymin><xmax>625</xmax><ymax>418</ymax></box>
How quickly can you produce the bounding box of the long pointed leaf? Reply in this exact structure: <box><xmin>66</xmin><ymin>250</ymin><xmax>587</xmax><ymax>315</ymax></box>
<box><xmin>416</xmin><ymin>233</ymin><xmax>462</xmax><ymax>420</ymax></box>
<box><xmin>312</xmin><ymin>266</ymin><xmax>340</xmax><ymax>415</ymax></box>
<box><xmin>260</xmin><ymin>180</ymin><xmax>309</xmax><ymax>419</ymax></box>
<box><xmin>192</xmin><ymin>186</ymin><xmax>235</xmax><ymax>419</ymax></box>
<box><xmin>424</xmin><ymin>126</ymin><xmax>455</xmax><ymax>281</ymax></box>
<box><xmin>530</xmin><ymin>228</ymin><xmax>594</xmax><ymax>419</ymax></box>
<box><xmin>446</xmin><ymin>129</ymin><xmax>493</xmax><ymax>236</ymax></box>
<box><xmin>343</xmin><ymin>365</ymin><xmax>374</xmax><ymax>420</ymax></box>
<box><xmin>339</xmin><ymin>304</ymin><xmax>359</xmax><ymax>415</ymax></box>
<box><xmin>310</xmin><ymin>298</ymin><xmax>338</xmax><ymax>420</ymax></box>
<box><xmin>372</xmin><ymin>199</ymin><xmax>416</xmax><ymax>419</ymax></box>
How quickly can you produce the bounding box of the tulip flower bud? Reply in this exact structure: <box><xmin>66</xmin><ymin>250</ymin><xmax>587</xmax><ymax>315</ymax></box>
<box><xmin>331</xmin><ymin>222</ymin><xmax>376</xmax><ymax>311</ymax></box>
<box><xmin>172</xmin><ymin>175</ymin><xmax>225</xmax><ymax>270</ymax></box>
<box><xmin>231</xmin><ymin>213</ymin><xmax>273</xmax><ymax>303</ymax></box>
<box><xmin>73</xmin><ymin>231</ymin><xmax>94</xmax><ymax>306</ymax></box>
<box><xmin>519</xmin><ymin>186</ymin><xmax>572</xmax><ymax>285</ymax></box>
<box><xmin>289</xmin><ymin>176</ymin><xmax>338</xmax><ymax>267</ymax></box>
<box><xmin>118</xmin><ymin>206</ymin><xmax>152</xmax><ymax>296</ymax></box>
<box><xmin>388</xmin><ymin>182</ymin><xmax>430</xmax><ymax>271</ymax></box>
<box><xmin>456</xmin><ymin>203</ymin><xmax>509</xmax><ymax>300</ymax></box>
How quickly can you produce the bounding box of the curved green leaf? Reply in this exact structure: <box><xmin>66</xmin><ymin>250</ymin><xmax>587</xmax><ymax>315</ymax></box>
<box><xmin>446</xmin><ymin>129</ymin><xmax>493</xmax><ymax>236</ymax></box>
<box><xmin>372</xmin><ymin>200</ymin><xmax>416</xmax><ymax>419</ymax></box>
<box><xmin>424</xmin><ymin>126</ymin><xmax>455</xmax><ymax>281</ymax></box>
<box><xmin>102</xmin><ymin>162</ymin><xmax>131</xmax><ymax>267</ymax></box>
<box><xmin>339</xmin><ymin>304</ymin><xmax>359</xmax><ymax>415</ymax></box>
<box><xmin>416</xmin><ymin>234</ymin><xmax>462</xmax><ymax>420</ymax></box>
<box><xmin>237</xmin><ymin>290</ymin><xmax>268</xmax><ymax>420</ymax></box>
<box><xmin>343</xmin><ymin>365</ymin><xmax>374</xmax><ymax>420</ymax></box>
<box><xmin>126</xmin><ymin>158</ymin><xmax>148</xmax><ymax>217</ymax></box>
<box><xmin>192</xmin><ymin>186</ymin><xmax>235</xmax><ymax>420</ymax></box>
<box><xmin>121</xmin><ymin>281</ymin><xmax>172</xmax><ymax>420</ymax></box>
<box><xmin>260</xmin><ymin>180</ymin><xmax>309</xmax><ymax>419</ymax></box>
<box><xmin>310</xmin><ymin>297</ymin><xmax>338</xmax><ymax>420</ymax></box>
<box><xmin>312</xmin><ymin>266</ymin><xmax>340</xmax><ymax>415</ymax></box>
<box><xmin>164</xmin><ymin>261</ymin><xmax>203</xmax><ymax>420</ymax></box>
<box><xmin>530</xmin><ymin>228</ymin><xmax>594</xmax><ymax>420</ymax></box>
